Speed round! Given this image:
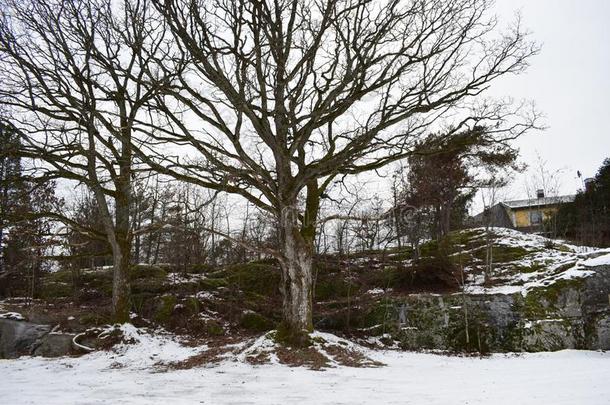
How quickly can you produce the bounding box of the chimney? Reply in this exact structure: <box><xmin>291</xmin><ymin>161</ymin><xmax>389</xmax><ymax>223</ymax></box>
<box><xmin>536</xmin><ymin>189</ymin><xmax>545</xmax><ymax>199</ymax></box>
<box><xmin>584</xmin><ymin>178</ymin><xmax>595</xmax><ymax>192</ymax></box>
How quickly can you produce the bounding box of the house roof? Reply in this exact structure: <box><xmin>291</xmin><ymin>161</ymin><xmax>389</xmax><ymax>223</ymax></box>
<box><xmin>501</xmin><ymin>195</ymin><xmax>575</xmax><ymax>209</ymax></box>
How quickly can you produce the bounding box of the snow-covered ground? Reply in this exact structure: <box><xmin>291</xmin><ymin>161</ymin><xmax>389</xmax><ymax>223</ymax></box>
<box><xmin>460</xmin><ymin>227</ymin><xmax>610</xmax><ymax>296</ymax></box>
<box><xmin>1</xmin><ymin>326</ymin><xmax>609</xmax><ymax>405</ymax></box>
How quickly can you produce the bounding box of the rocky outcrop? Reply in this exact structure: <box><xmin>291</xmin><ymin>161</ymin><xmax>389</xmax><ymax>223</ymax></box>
<box><xmin>0</xmin><ymin>318</ymin><xmax>77</xmax><ymax>359</ymax></box>
<box><xmin>364</xmin><ymin>265</ymin><xmax>610</xmax><ymax>352</ymax></box>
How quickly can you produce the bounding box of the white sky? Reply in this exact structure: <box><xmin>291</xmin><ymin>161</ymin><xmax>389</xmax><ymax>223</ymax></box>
<box><xmin>339</xmin><ymin>0</ymin><xmax>610</xmax><ymax>215</ymax></box>
<box><xmin>492</xmin><ymin>0</ymin><xmax>610</xmax><ymax>199</ymax></box>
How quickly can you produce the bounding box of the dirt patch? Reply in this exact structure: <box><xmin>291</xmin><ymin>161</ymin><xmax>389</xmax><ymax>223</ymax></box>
<box><xmin>323</xmin><ymin>344</ymin><xmax>384</xmax><ymax>367</ymax></box>
<box><xmin>275</xmin><ymin>345</ymin><xmax>330</xmax><ymax>370</ymax></box>
<box><xmin>161</xmin><ymin>346</ymin><xmax>233</xmax><ymax>370</ymax></box>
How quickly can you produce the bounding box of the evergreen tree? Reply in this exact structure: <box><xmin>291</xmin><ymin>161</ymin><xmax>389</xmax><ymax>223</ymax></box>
<box><xmin>0</xmin><ymin>122</ymin><xmax>62</xmax><ymax>297</ymax></box>
<box><xmin>401</xmin><ymin>127</ymin><xmax>519</xmax><ymax>241</ymax></box>
<box><xmin>0</xmin><ymin>122</ymin><xmax>25</xmax><ymax>274</ymax></box>
<box><xmin>556</xmin><ymin>159</ymin><xmax>610</xmax><ymax>246</ymax></box>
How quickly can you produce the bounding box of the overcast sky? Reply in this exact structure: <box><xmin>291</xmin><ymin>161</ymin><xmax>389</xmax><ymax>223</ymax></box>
<box><xmin>493</xmin><ymin>0</ymin><xmax>610</xmax><ymax>198</ymax></box>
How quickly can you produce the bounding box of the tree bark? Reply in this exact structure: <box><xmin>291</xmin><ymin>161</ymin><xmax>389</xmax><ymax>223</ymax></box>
<box><xmin>111</xmin><ymin>237</ymin><xmax>131</xmax><ymax>323</ymax></box>
<box><xmin>277</xmin><ymin>204</ymin><xmax>314</xmax><ymax>345</ymax></box>
<box><xmin>111</xmin><ymin>125</ymin><xmax>133</xmax><ymax>324</ymax></box>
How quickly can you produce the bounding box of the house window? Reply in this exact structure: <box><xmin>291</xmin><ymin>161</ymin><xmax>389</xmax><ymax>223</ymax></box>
<box><xmin>530</xmin><ymin>210</ymin><xmax>542</xmax><ymax>225</ymax></box>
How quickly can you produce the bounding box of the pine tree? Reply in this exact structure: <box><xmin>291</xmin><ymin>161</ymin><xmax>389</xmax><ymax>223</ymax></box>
<box><xmin>0</xmin><ymin>122</ymin><xmax>62</xmax><ymax>297</ymax></box>
<box><xmin>0</xmin><ymin>122</ymin><xmax>24</xmax><ymax>275</ymax></box>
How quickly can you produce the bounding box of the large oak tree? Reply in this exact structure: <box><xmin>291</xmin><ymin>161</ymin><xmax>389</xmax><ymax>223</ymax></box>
<box><xmin>138</xmin><ymin>0</ymin><xmax>540</xmax><ymax>342</ymax></box>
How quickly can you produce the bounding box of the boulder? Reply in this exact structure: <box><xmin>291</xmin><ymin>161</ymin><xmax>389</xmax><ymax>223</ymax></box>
<box><xmin>0</xmin><ymin>318</ymin><xmax>79</xmax><ymax>359</ymax></box>
<box><xmin>33</xmin><ymin>333</ymin><xmax>76</xmax><ymax>357</ymax></box>
<box><xmin>0</xmin><ymin>318</ymin><xmax>51</xmax><ymax>359</ymax></box>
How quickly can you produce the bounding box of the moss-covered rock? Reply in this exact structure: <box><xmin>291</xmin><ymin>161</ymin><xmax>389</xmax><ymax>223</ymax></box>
<box><xmin>39</xmin><ymin>282</ymin><xmax>73</xmax><ymax>299</ymax></box>
<box><xmin>184</xmin><ymin>297</ymin><xmax>200</xmax><ymax>315</ymax></box>
<box><xmin>473</xmin><ymin>245</ymin><xmax>529</xmax><ymax>263</ymax></box>
<box><xmin>131</xmin><ymin>264</ymin><xmax>167</xmax><ymax>280</ymax></box>
<box><xmin>314</xmin><ymin>276</ymin><xmax>358</xmax><ymax>301</ymax></box>
<box><xmin>154</xmin><ymin>295</ymin><xmax>178</xmax><ymax>323</ymax></box>
<box><xmin>239</xmin><ymin>311</ymin><xmax>275</xmax><ymax>332</ymax></box>
<box><xmin>198</xmin><ymin>277</ymin><xmax>229</xmax><ymax>291</ymax></box>
<box><xmin>203</xmin><ymin>320</ymin><xmax>224</xmax><ymax>336</ymax></box>
<box><xmin>222</xmin><ymin>262</ymin><xmax>281</xmax><ymax>297</ymax></box>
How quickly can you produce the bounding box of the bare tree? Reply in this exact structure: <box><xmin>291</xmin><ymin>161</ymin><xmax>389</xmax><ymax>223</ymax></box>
<box><xmin>0</xmin><ymin>0</ymin><xmax>171</xmax><ymax>321</ymax></box>
<box><xmin>479</xmin><ymin>173</ymin><xmax>509</xmax><ymax>284</ymax></box>
<box><xmin>134</xmin><ymin>0</ymin><xmax>540</xmax><ymax>342</ymax></box>
<box><xmin>524</xmin><ymin>153</ymin><xmax>565</xmax><ymax>236</ymax></box>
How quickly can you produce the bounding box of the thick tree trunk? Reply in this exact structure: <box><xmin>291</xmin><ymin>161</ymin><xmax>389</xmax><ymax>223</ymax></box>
<box><xmin>111</xmin><ymin>237</ymin><xmax>131</xmax><ymax>323</ymax></box>
<box><xmin>112</xmin><ymin>129</ymin><xmax>132</xmax><ymax>324</ymax></box>
<box><xmin>277</xmin><ymin>205</ymin><xmax>314</xmax><ymax>345</ymax></box>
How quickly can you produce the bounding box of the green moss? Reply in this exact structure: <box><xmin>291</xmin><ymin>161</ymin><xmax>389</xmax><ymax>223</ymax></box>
<box><xmin>388</xmin><ymin>247</ymin><xmax>413</xmax><ymax>262</ymax></box>
<box><xmin>80</xmin><ymin>270</ymin><xmax>114</xmax><ymax>296</ymax></box>
<box><xmin>187</xmin><ymin>263</ymin><xmax>213</xmax><ymax>274</ymax></box>
<box><xmin>448</xmin><ymin>229</ymin><xmax>486</xmax><ymax>248</ymax></box>
<box><xmin>522</xmin><ymin>277</ymin><xmax>585</xmax><ymax>319</ymax></box>
<box><xmin>184</xmin><ymin>297</ymin><xmax>200</xmax><ymax>315</ymax></box>
<box><xmin>363</xmin><ymin>298</ymin><xmax>397</xmax><ymax>329</ymax></box>
<box><xmin>131</xmin><ymin>278</ymin><xmax>171</xmax><ymax>295</ymax></box>
<box><xmin>222</xmin><ymin>262</ymin><xmax>281</xmax><ymax>296</ymax></box>
<box><xmin>274</xmin><ymin>323</ymin><xmax>313</xmax><ymax>347</ymax></box>
<box><xmin>202</xmin><ymin>320</ymin><xmax>224</xmax><ymax>335</ymax></box>
<box><xmin>239</xmin><ymin>311</ymin><xmax>274</xmax><ymax>332</ymax></box>
<box><xmin>515</xmin><ymin>262</ymin><xmax>546</xmax><ymax>274</ymax></box>
<box><xmin>39</xmin><ymin>282</ymin><xmax>72</xmax><ymax>299</ymax></box>
<box><xmin>473</xmin><ymin>245</ymin><xmax>530</xmax><ymax>263</ymax></box>
<box><xmin>314</xmin><ymin>276</ymin><xmax>358</xmax><ymax>301</ymax></box>
<box><xmin>131</xmin><ymin>292</ymin><xmax>156</xmax><ymax>315</ymax></box>
<box><xmin>78</xmin><ymin>311</ymin><xmax>112</xmax><ymax>327</ymax></box>
<box><xmin>419</xmin><ymin>239</ymin><xmax>440</xmax><ymax>257</ymax></box>
<box><xmin>447</xmin><ymin>320</ymin><xmax>492</xmax><ymax>354</ymax></box>
<box><xmin>154</xmin><ymin>295</ymin><xmax>177</xmax><ymax>323</ymax></box>
<box><xmin>198</xmin><ymin>277</ymin><xmax>229</xmax><ymax>290</ymax></box>
<box><xmin>130</xmin><ymin>264</ymin><xmax>167</xmax><ymax>280</ymax></box>
<box><xmin>46</xmin><ymin>270</ymin><xmax>75</xmax><ymax>284</ymax></box>
<box><xmin>446</xmin><ymin>305</ymin><xmax>493</xmax><ymax>354</ymax></box>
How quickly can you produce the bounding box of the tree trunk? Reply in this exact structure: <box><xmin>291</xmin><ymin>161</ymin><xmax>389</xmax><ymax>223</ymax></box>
<box><xmin>112</xmin><ymin>126</ymin><xmax>132</xmax><ymax>324</ymax></box>
<box><xmin>277</xmin><ymin>205</ymin><xmax>314</xmax><ymax>345</ymax></box>
<box><xmin>111</xmin><ymin>237</ymin><xmax>131</xmax><ymax>323</ymax></box>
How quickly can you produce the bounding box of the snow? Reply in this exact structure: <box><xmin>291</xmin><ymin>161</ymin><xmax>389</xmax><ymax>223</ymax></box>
<box><xmin>0</xmin><ymin>312</ymin><xmax>25</xmax><ymax>320</ymax></box>
<box><xmin>582</xmin><ymin>253</ymin><xmax>610</xmax><ymax>267</ymax></box>
<box><xmin>461</xmin><ymin>227</ymin><xmax>608</xmax><ymax>296</ymax></box>
<box><xmin>167</xmin><ymin>272</ymin><xmax>208</xmax><ymax>285</ymax></box>
<box><xmin>366</xmin><ymin>288</ymin><xmax>387</xmax><ymax>295</ymax></box>
<box><xmin>1</xmin><ymin>340</ymin><xmax>608</xmax><ymax>404</ymax></box>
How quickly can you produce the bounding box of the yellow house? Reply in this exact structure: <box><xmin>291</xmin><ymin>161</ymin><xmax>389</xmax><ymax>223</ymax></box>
<box><xmin>503</xmin><ymin>195</ymin><xmax>575</xmax><ymax>230</ymax></box>
<box><xmin>473</xmin><ymin>191</ymin><xmax>575</xmax><ymax>232</ymax></box>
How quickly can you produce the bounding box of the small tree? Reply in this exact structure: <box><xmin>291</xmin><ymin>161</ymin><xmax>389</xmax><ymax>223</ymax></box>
<box><xmin>0</xmin><ymin>0</ymin><xmax>172</xmax><ymax>321</ymax></box>
<box><xmin>400</xmin><ymin>127</ymin><xmax>520</xmax><ymax>241</ymax></box>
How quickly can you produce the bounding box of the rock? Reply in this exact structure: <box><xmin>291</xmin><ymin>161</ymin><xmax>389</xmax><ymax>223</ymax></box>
<box><xmin>33</xmin><ymin>333</ymin><xmax>76</xmax><ymax>357</ymax></box>
<box><xmin>0</xmin><ymin>318</ymin><xmax>80</xmax><ymax>359</ymax></box>
<box><xmin>0</xmin><ymin>318</ymin><xmax>51</xmax><ymax>359</ymax></box>
<box><xmin>370</xmin><ymin>265</ymin><xmax>610</xmax><ymax>353</ymax></box>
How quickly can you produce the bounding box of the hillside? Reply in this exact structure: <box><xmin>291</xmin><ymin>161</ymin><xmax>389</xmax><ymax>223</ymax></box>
<box><xmin>2</xmin><ymin>227</ymin><xmax>609</xmax><ymax>356</ymax></box>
